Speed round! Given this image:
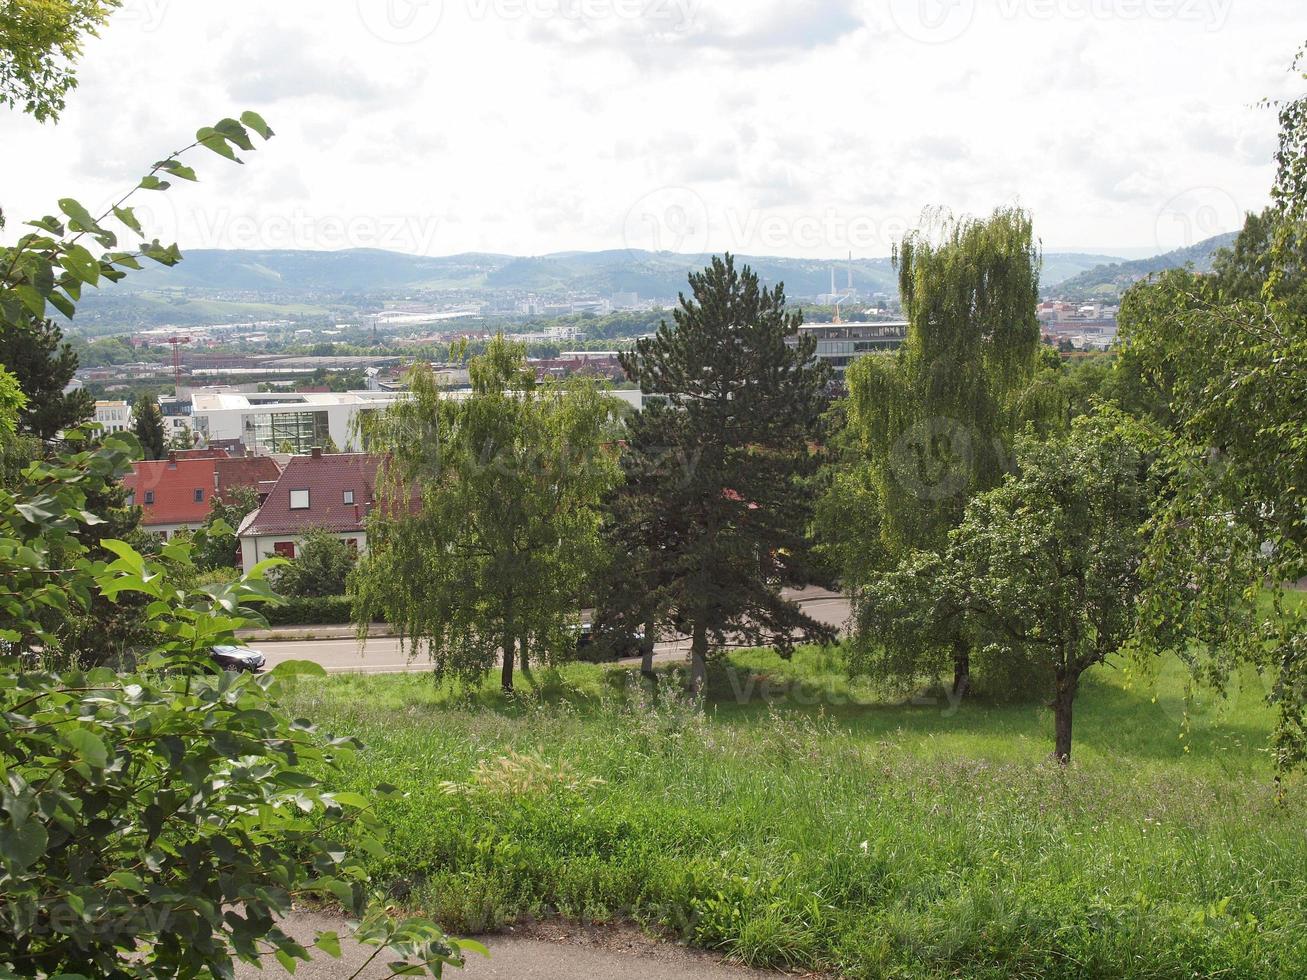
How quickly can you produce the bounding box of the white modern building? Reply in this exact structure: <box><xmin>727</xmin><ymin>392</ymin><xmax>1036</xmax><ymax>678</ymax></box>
<box><xmin>94</xmin><ymin>400</ymin><xmax>132</xmax><ymax>433</ymax></box>
<box><xmin>189</xmin><ymin>390</ymin><xmax>407</xmax><ymax>455</ymax></box>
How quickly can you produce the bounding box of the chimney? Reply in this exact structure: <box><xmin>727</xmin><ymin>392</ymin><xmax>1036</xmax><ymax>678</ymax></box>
<box><xmin>168</xmin><ymin>451</ymin><xmax>178</xmax><ymax>463</ymax></box>
<box><xmin>311</xmin><ymin>446</ymin><xmax>323</xmax><ymax>459</ymax></box>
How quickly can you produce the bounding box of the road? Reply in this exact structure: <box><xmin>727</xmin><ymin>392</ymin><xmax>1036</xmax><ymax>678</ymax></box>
<box><xmin>257</xmin><ymin>589</ymin><xmax>851</xmax><ymax>675</ymax></box>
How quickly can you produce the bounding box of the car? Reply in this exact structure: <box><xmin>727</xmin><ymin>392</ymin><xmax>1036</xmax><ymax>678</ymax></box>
<box><xmin>210</xmin><ymin>644</ymin><xmax>267</xmax><ymax>673</ymax></box>
<box><xmin>572</xmin><ymin>623</ymin><xmax>646</xmax><ymax>663</ymax></box>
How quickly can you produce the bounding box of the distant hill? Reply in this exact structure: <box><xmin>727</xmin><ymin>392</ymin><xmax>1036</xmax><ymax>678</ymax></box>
<box><xmin>1047</xmin><ymin>232</ymin><xmax>1239</xmax><ymax>301</ymax></box>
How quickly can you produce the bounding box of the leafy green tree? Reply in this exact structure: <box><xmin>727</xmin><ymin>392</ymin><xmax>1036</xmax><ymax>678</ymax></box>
<box><xmin>827</xmin><ymin>208</ymin><xmax>1047</xmax><ymax>696</ymax></box>
<box><xmin>861</xmin><ymin>413</ymin><xmax>1153</xmax><ymax>763</ymax></box>
<box><xmin>357</xmin><ymin>337</ymin><xmax>621</xmax><ymax>691</ymax></box>
<box><xmin>0</xmin><ymin>0</ymin><xmax>118</xmax><ymax>122</ymax></box>
<box><xmin>0</xmin><ymin>315</ymin><xmax>92</xmax><ymax>440</ymax></box>
<box><xmin>1120</xmin><ymin>61</ymin><xmax>1307</xmax><ymax>774</ymax></box>
<box><xmin>195</xmin><ymin>484</ymin><xmax>259</xmax><ymax>571</ymax></box>
<box><xmin>613</xmin><ymin>255</ymin><xmax>834</xmax><ymax>694</ymax></box>
<box><xmin>273</xmin><ymin>527</ymin><xmax>355</xmax><ymax>598</ymax></box>
<box><xmin>132</xmin><ymin>391</ymin><xmax>166</xmax><ymax>459</ymax></box>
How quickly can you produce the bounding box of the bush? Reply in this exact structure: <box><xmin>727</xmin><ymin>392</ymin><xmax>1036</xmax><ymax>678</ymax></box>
<box><xmin>265</xmin><ymin>595</ymin><xmax>384</xmax><ymax>627</ymax></box>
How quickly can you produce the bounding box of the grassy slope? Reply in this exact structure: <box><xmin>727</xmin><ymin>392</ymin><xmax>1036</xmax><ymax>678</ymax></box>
<box><xmin>285</xmin><ymin>648</ymin><xmax>1306</xmax><ymax>979</ymax></box>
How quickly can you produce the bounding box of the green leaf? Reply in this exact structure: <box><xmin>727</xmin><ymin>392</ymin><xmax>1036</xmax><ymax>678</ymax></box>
<box><xmin>58</xmin><ymin>198</ymin><xmax>101</xmax><ymax>233</ymax></box>
<box><xmin>14</xmin><ymin>284</ymin><xmax>45</xmax><ymax>317</ymax></box>
<box><xmin>196</xmin><ymin>128</ymin><xmax>239</xmax><ymax>162</ymax></box>
<box><xmin>113</xmin><ymin>206</ymin><xmax>143</xmax><ymax>235</ymax></box>
<box><xmin>0</xmin><ymin>820</ymin><xmax>48</xmax><ymax>871</ymax></box>
<box><xmin>240</xmin><ymin>110</ymin><xmax>275</xmax><ymax>140</ymax></box>
<box><xmin>61</xmin><ymin>244</ymin><xmax>101</xmax><ymax>286</ymax></box>
<box><xmin>139</xmin><ymin>175</ymin><xmax>171</xmax><ymax>191</ymax></box>
<box><xmin>314</xmin><ymin>931</ymin><xmax>341</xmax><ymax>958</ymax></box>
<box><xmin>63</xmin><ymin>727</ymin><xmax>109</xmax><ymax>768</ymax></box>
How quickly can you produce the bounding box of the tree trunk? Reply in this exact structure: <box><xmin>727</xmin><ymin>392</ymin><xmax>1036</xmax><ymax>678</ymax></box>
<box><xmin>1051</xmin><ymin>674</ymin><xmax>1077</xmax><ymax>765</ymax></box>
<box><xmin>640</xmin><ymin>614</ymin><xmax>656</xmax><ymax>680</ymax></box>
<box><xmin>688</xmin><ymin>620</ymin><xmax>708</xmax><ymax>697</ymax></box>
<box><xmin>501</xmin><ymin>632</ymin><xmax>515</xmax><ymax>692</ymax></box>
<box><xmin>518</xmin><ymin>632</ymin><xmax>530</xmax><ymax>675</ymax></box>
<box><xmin>951</xmin><ymin>635</ymin><xmax>971</xmax><ymax>700</ymax></box>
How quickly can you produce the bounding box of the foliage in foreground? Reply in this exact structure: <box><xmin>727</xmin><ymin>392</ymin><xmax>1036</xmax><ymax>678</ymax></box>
<box><xmin>0</xmin><ymin>434</ymin><xmax>475</xmax><ymax>977</ymax></box>
<box><xmin>288</xmin><ymin>658</ymin><xmax>1307</xmax><ymax>980</ymax></box>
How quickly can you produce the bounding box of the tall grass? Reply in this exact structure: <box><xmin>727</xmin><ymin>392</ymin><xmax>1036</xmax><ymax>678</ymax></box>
<box><xmin>285</xmin><ymin>647</ymin><xmax>1307</xmax><ymax>979</ymax></box>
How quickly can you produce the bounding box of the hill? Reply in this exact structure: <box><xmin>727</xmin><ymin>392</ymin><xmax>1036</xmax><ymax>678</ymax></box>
<box><xmin>1048</xmin><ymin>232</ymin><xmax>1239</xmax><ymax>301</ymax></box>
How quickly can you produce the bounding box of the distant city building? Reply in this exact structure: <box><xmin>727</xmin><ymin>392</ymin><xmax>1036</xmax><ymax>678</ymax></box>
<box><xmin>189</xmin><ymin>390</ymin><xmax>406</xmax><ymax>455</ymax></box>
<box><xmin>94</xmin><ymin>400</ymin><xmax>132</xmax><ymax>433</ymax></box>
<box><xmin>792</xmin><ymin>322</ymin><xmax>908</xmax><ymax>379</ymax></box>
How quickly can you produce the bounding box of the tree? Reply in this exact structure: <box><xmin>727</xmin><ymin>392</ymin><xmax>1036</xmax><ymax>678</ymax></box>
<box><xmin>356</xmin><ymin>337</ymin><xmax>621</xmax><ymax>691</ymax></box>
<box><xmin>612</xmin><ymin>255</ymin><xmax>834</xmax><ymax>694</ymax></box>
<box><xmin>862</xmin><ymin>413</ymin><xmax>1153</xmax><ymax>763</ymax></box>
<box><xmin>273</xmin><ymin>527</ymin><xmax>355</xmax><ymax>598</ymax></box>
<box><xmin>195</xmin><ymin>484</ymin><xmax>259</xmax><ymax>571</ymax></box>
<box><xmin>826</xmin><ymin>208</ymin><xmax>1047</xmax><ymax>697</ymax></box>
<box><xmin>0</xmin><ymin>315</ymin><xmax>93</xmax><ymax>441</ymax></box>
<box><xmin>0</xmin><ymin>0</ymin><xmax>119</xmax><ymax>122</ymax></box>
<box><xmin>132</xmin><ymin>391</ymin><xmax>166</xmax><ymax>459</ymax></box>
<box><xmin>1119</xmin><ymin>55</ymin><xmax>1307</xmax><ymax>774</ymax></box>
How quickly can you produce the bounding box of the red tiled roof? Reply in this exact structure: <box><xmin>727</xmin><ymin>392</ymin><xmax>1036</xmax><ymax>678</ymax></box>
<box><xmin>124</xmin><ymin>454</ymin><xmax>282</xmax><ymax>527</ymax></box>
<box><xmin>240</xmin><ymin>452</ymin><xmax>382</xmax><ymax>537</ymax></box>
<box><xmin>171</xmin><ymin>448</ymin><xmax>231</xmax><ymax>460</ymax></box>
<box><xmin>215</xmin><ymin>456</ymin><xmax>282</xmax><ymax>499</ymax></box>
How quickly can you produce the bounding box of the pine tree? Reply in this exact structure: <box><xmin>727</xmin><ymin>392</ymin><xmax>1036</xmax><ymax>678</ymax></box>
<box><xmin>0</xmin><ymin>315</ymin><xmax>93</xmax><ymax>441</ymax></box>
<box><xmin>132</xmin><ymin>393</ymin><xmax>166</xmax><ymax>460</ymax></box>
<box><xmin>614</xmin><ymin>254</ymin><xmax>835</xmax><ymax>694</ymax></box>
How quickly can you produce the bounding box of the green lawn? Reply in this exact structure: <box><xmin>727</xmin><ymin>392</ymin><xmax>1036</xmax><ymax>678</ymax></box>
<box><xmin>284</xmin><ymin>647</ymin><xmax>1307</xmax><ymax>979</ymax></box>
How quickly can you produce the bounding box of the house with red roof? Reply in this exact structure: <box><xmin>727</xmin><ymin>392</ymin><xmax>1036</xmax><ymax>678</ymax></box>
<box><xmin>123</xmin><ymin>452</ymin><xmax>283</xmax><ymax>540</ymax></box>
<box><xmin>237</xmin><ymin>449</ymin><xmax>383</xmax><ymax>573</ymax></box>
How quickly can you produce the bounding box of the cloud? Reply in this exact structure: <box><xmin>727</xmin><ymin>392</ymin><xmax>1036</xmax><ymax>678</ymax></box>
<box><xmin>222</xmin><ymin>28</ymin><xmax>394</xmax><ymax>103</ymax></box>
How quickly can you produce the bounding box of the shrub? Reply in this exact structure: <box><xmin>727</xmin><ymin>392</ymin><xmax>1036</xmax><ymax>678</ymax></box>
<box><xmin>264</xmin><ymin>594</ymin><xmax>383</xmax><ymax>627</ymax></box>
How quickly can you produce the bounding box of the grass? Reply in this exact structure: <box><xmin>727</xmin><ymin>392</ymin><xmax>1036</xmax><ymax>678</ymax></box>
<box><xmin>283</xmin><ymin>646</ymin><xmax>1307</xmax><ymax>979</ymax></box>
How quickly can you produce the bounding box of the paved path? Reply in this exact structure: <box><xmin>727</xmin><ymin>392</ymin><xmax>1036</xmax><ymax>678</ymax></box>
<box><xmin>254</xmin><ymin>589</ymin><xmax>851</xmax><ymax>676</ymax></box>
<box><xmin>232</xmin><ymin>911</ymin><xmax>786</xmax><ymax>979</ymax></box>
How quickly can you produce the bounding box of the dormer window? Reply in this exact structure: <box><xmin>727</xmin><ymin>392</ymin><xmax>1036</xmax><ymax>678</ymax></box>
<box><xmin>290</xmin><ymin>489</ymin><xmax>310</xmax><ymax>510</ymax></box>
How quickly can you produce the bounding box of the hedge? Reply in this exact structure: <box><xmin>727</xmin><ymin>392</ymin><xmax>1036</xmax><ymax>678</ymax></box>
<box><xmin>263</xmin><ymin>595</ymin><xmax>384</xmax><ymax>627</ymax></box>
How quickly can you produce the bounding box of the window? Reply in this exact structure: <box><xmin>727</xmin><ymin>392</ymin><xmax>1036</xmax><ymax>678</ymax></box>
<box><xmin>289</xmin><ymin>489</ymin><xmax>310</xmax><ymax>510</ymax></box>
<box><xmin>126</xmin><ymin>493</ymin><xmax>135</xmax><ymax>507</ymax></box>
<box><xmin>144</xmin><ymin>490</ymin><xmax>155</xmax><ymax>505</ymax></box>
<box><xmin>272</xmin><ymin>541</ymin><xmax>296</xmax><ymax>559</ymax></box>
<box><xmin>194</xmin><ymin>489</ymin><xmax>204</xmax><ymax>503</ymax></box>
<box><xmin>343</xmin><ymin>490</ymin><xmax>354</xmax><ymax>505</ymax></box>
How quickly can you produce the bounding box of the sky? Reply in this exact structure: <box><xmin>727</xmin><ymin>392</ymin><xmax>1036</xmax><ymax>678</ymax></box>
<box><xmin>1</xmin><ymin>0</ymin><xmax>1302</xmax><ymax>260</ymax></box>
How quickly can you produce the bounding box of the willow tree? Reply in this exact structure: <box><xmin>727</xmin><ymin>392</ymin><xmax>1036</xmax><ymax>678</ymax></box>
<box><xmin>355</xmin><ymin>337</ymin><xmax>621</xmax><ymax>692</ymax></box>
<box><xmin>827</xmin><ymin>207</ymin><xmax>1046</xmax><ymax>696</ymax></box>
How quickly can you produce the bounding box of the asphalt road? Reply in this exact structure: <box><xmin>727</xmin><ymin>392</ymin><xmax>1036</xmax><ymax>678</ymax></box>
<box><xmin>257</xmin><ymin>589</ymin><xmax>851</xmax><ymax>675</ymax></box>
<box><xmin>233</xmin><ymin>911</ymin><xmax>778</xmax><ymax>980</ymax></box>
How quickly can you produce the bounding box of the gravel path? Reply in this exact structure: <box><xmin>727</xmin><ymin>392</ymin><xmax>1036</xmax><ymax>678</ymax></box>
<box><xmin>232</xmin><ymin>912</ymin><xmax>792</xmax><ymax>980</ymax></box>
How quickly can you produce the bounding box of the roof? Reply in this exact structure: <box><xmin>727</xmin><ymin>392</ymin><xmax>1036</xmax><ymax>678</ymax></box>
<box><xmin>124</xmin><ymin>453</ymin><xmax>282</xmax><ymax>528</ymax></box>
<box><xmin>191</xmin><ymin>390</ymin><xmax>406</xmax><ymax>413</ymax></box>
<box><xmin>215</xmin><ymin>456</ymin><xmax>282</xmax><ymax>498</ymax></box>
<box><xmin>170</xmin><ymin>448</ymin><xmax>230</xmax><ymax>460</ymax></box>
<box><xmin>239</xmin><ymin>452</ymin><xmax>382</xmax><ymax>537</ymax></box>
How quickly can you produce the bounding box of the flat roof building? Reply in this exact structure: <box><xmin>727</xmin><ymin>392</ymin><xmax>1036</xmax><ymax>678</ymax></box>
<box><xmin>190</xmin><ymin>390</ymin><xmax>407</xmax><ymax>456</ymax></box>
<box><xmin>793</xmin><ymin>322</ymin><xmax>908</xmax><ymax>379</ymax></box>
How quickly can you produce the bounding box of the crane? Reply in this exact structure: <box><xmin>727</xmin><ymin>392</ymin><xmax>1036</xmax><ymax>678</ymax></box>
<box><xmin>164</xmin><ymin>336</ymin><xmax>191</xmax><ymax>392</ymax></box>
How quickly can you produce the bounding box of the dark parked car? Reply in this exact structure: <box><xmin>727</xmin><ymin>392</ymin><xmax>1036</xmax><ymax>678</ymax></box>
<box><xmin>210</xmin><ymin>644</ymin><xmax>267</xmax><ymax>673</ymax></box>
<box><xmin>573</xmin><ymin>623</ymin><xmax>645</xmax><ymax>663</ymax></box>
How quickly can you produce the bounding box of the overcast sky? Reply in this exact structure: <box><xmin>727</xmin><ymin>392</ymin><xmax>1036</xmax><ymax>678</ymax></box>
<box><xmin>1</xmin><ymin>0</ymin><xmax>1301</xmax><ymax>260</ymax></box>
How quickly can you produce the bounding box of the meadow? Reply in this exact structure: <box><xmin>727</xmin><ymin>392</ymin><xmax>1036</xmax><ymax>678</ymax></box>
<box><xmin>284</xmin><ymin>646</ymin><xmax>1307</xmax><ymax>979</ymax></box>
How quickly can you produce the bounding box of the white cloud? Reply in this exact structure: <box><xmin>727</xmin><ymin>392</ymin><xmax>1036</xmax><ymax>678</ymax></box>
<box><xmin>0</xmin><ymin>0</ymin><xmax>1298</xmax><ymax>259</ymax></box>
